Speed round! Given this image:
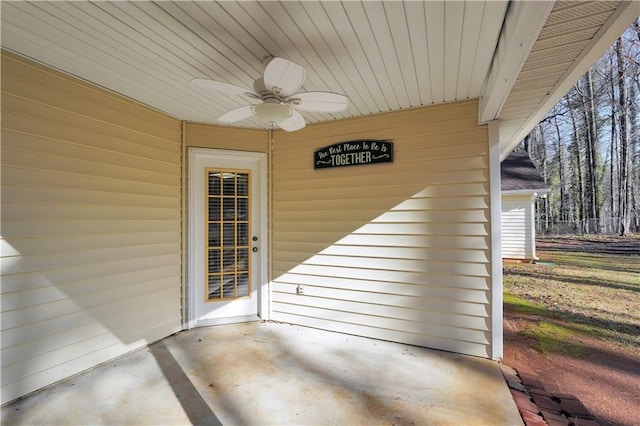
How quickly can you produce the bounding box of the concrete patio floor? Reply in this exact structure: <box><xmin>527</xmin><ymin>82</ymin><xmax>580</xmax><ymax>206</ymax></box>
<box><xmin>2</xmin><ymin>322</ymin><xmax>522</xmax><ymax>425</ymax></box>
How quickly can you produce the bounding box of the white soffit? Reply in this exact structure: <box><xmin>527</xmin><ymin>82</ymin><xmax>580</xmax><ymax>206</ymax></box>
<box><xmin>478</xmin><ymin>1</ymin><xmax>555</xmax><ymax>124</ymax></box>
<box><xmin>1</xmin><ymin>1</ymin><xmax>633</xmax><ymax>139</ymax></box>
<box><xmin>0</xmin><ymin>1</ymin><xmax>507</xmax><ymax>129</ymax></box>
<box><xmin>498</xmin><ymin>0</ymin><xmax>639</xmax><ymax>159</ymax></box>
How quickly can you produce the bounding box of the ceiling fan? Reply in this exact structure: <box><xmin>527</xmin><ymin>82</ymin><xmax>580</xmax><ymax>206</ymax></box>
<box><xmin>191</xmin><ymin>57</ymin><xmax>349</xmax><ymax>132</ymax></box>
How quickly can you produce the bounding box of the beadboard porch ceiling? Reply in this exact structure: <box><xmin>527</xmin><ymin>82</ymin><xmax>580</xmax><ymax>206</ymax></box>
<box><xmin>1</xmin><ymin>1</ymin><xmax>637</xmax><ymax>158</ymax></box>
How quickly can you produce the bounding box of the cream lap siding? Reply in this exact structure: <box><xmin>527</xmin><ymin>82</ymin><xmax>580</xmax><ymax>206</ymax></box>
<box><xmin>271</xmin><ymin>101</ymin><xmax>494</xmax><ymax>358</ymax></box>
<box><xmin>185</xmin><ymin>123</ymin><xmax>268</xmax><ymax>153</ymax></box>
<box><xmin>1</xmin><ymin>51</ymin><xmax>182</xmax><ymax>404</ymax></box>
<box><xmin>501</xmin><ymin>195</ymin><xmax>533</xmax><ymax>260</ymax></box>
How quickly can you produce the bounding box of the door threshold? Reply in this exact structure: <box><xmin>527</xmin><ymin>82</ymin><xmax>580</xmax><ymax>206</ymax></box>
<box><xmin>195</xmin><ymin>315</ymin><xmax>261</xmax><ymax>328</ymax></box>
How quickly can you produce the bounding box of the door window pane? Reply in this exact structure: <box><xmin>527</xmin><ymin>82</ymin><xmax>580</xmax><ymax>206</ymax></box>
<box><xmin>208</xmin><ymin>223</ymin><xmax>220</xmax><ymax>247</ymax></box>
<box><xmin>237</xmin><ymin>173</ymin><xmax>249</xmax><ymax>196</ymax></box>
<box><xmin>208</xmin><ymin>198</ymin><xmax>220</xmax><ymax>221</ymax></box>
<box><xmin>209</xmin><ymin>173</ymin><xmax>221</xmax><ymax>196</ymax></box>
<box><xmin>222</xmin><ymin>274</ymin><xmax>236</xmax><ymax>298</ymax></box>
<box><xmin>237</xmin><ymin>248</ymin><xmax>249</xmax><ymax>271</ymax></box>
<box><xmin>237</xmin><ymin>198</ymin><xmax>248</xmax><ymax>220</ymax></box>
<box><xmin>223</xmin><ymin>198</ymin><xmax>235</xmax><ymax>220</ymax></box>
<box><xmin>223</xmin><ymin>173</ymin><xmax>235</xmax><ymax>195</ymax></box>
<box><xmin>208</xmin><ymin>249</ymin><xmax>221</xmax><ymax>273</ymax></box>
<box><xmin>237</xmin><ymin>223</ymin><xmax>249</xmax><ymax>246</ymax></box>
<box><xmin>222</xmin><ymin>249</ymin><xmax>235</xmax><ymax>270</ymax></box>
<box><xmin>223</xmin><ymin>223</ymin><xmax>235</xmax><ymax>246</ymax></box>
<box><xmin>208</xmin><ymin>275</ymin><xmax>221</xmax><ymax>299</ymax></box>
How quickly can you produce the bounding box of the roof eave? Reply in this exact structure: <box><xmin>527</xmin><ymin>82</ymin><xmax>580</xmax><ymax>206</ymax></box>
<box><xmin>498</xmin><ymin>1</ymin><xmax>640</xmax><ymax>160</ymax></box>
<box><xmin>502</xmin><ymin>188</ymin><xmax>551</xmax><ymax>196</ymax></box>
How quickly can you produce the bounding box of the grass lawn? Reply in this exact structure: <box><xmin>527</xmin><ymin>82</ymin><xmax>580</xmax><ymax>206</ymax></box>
<box><xmin>503</xmin><ymin>239</ymin><xmax>640</xmax><ymax>357</ymax></box>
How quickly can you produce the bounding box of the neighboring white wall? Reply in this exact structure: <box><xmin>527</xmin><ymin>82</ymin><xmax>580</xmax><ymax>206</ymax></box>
<box><xmin>1</xmin><ymin>51</ymin><xmax>183</xmax><ymax>404</ymax></box>
<box><xmin>271</xmin><ymin>101</ymin><xmax>495</xmax><ymax>358</ymax></box>
<box><xmin>501</xmin><ymin>193</ymin><xmax>535</xmax><ymax>260</ymax></box>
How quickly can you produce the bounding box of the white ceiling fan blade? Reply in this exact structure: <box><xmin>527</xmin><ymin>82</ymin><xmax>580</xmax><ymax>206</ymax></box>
<box><xmin>278</xmin><ymin>109</ymin><xmax>306</xmax><ymax>132</ymax></box>
<box><xmin>191</xmin><ymin>78</ymin><xmax>258</xmax><ymax>98</ymax></box>
<box><xmin>288</xmin><ymin>91</ymin><xmax>349</xmax><ymax>112</ymax></box>
<box><xmin>263</xmin><ymin>58</ymin><xmax>305</xmax><ymax>97</ymax></box>
<box><xmin>218</xmin><ymin>106</ymin><xmax>254</xmax><ymax>123</ymax></box>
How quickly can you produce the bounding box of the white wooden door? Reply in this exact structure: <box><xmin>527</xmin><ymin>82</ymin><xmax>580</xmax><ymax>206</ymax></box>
<box><xmin>188</xmin><ymin>148</ymin><xmax>267</xmax><ymax>327</ymax></box>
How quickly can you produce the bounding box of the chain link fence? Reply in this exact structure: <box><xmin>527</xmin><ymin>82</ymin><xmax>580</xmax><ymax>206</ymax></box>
<box><xmin>536</xmin><ymin>216</ymin><xmax>640</xmax><ymax>235</ymax></box>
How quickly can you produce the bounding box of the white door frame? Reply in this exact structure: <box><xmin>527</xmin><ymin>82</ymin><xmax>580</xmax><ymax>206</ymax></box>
<box><xmin>187</xmin><ymin>148</ymin><xmax>269</xmax><ymax>329</ymax></box>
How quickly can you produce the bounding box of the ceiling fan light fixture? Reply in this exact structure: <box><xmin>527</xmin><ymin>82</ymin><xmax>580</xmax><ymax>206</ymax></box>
<box><xmin>252</xmin><ymin>102</ymin><xmax>291</xmax><ymax>125</ymax></box>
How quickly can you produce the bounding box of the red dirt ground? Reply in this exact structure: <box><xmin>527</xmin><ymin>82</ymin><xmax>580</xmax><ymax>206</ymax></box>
<box><xmin>502</xmin><ymin>236</ymin><xmax>640</xmax><ymax>426</ymax></box>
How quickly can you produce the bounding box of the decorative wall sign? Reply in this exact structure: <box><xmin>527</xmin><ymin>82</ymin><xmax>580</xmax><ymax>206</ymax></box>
<box><xmin>314</xmin><ymin>139</ymin><xmax>393</xmax><ymax>169</ymax></box>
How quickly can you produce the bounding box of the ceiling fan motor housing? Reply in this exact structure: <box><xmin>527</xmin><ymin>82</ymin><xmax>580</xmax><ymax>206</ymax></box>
<box><xmin>253</xmin><ymin>78</ymin><xmax>283</xmax><ymax>101</ymax></box>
